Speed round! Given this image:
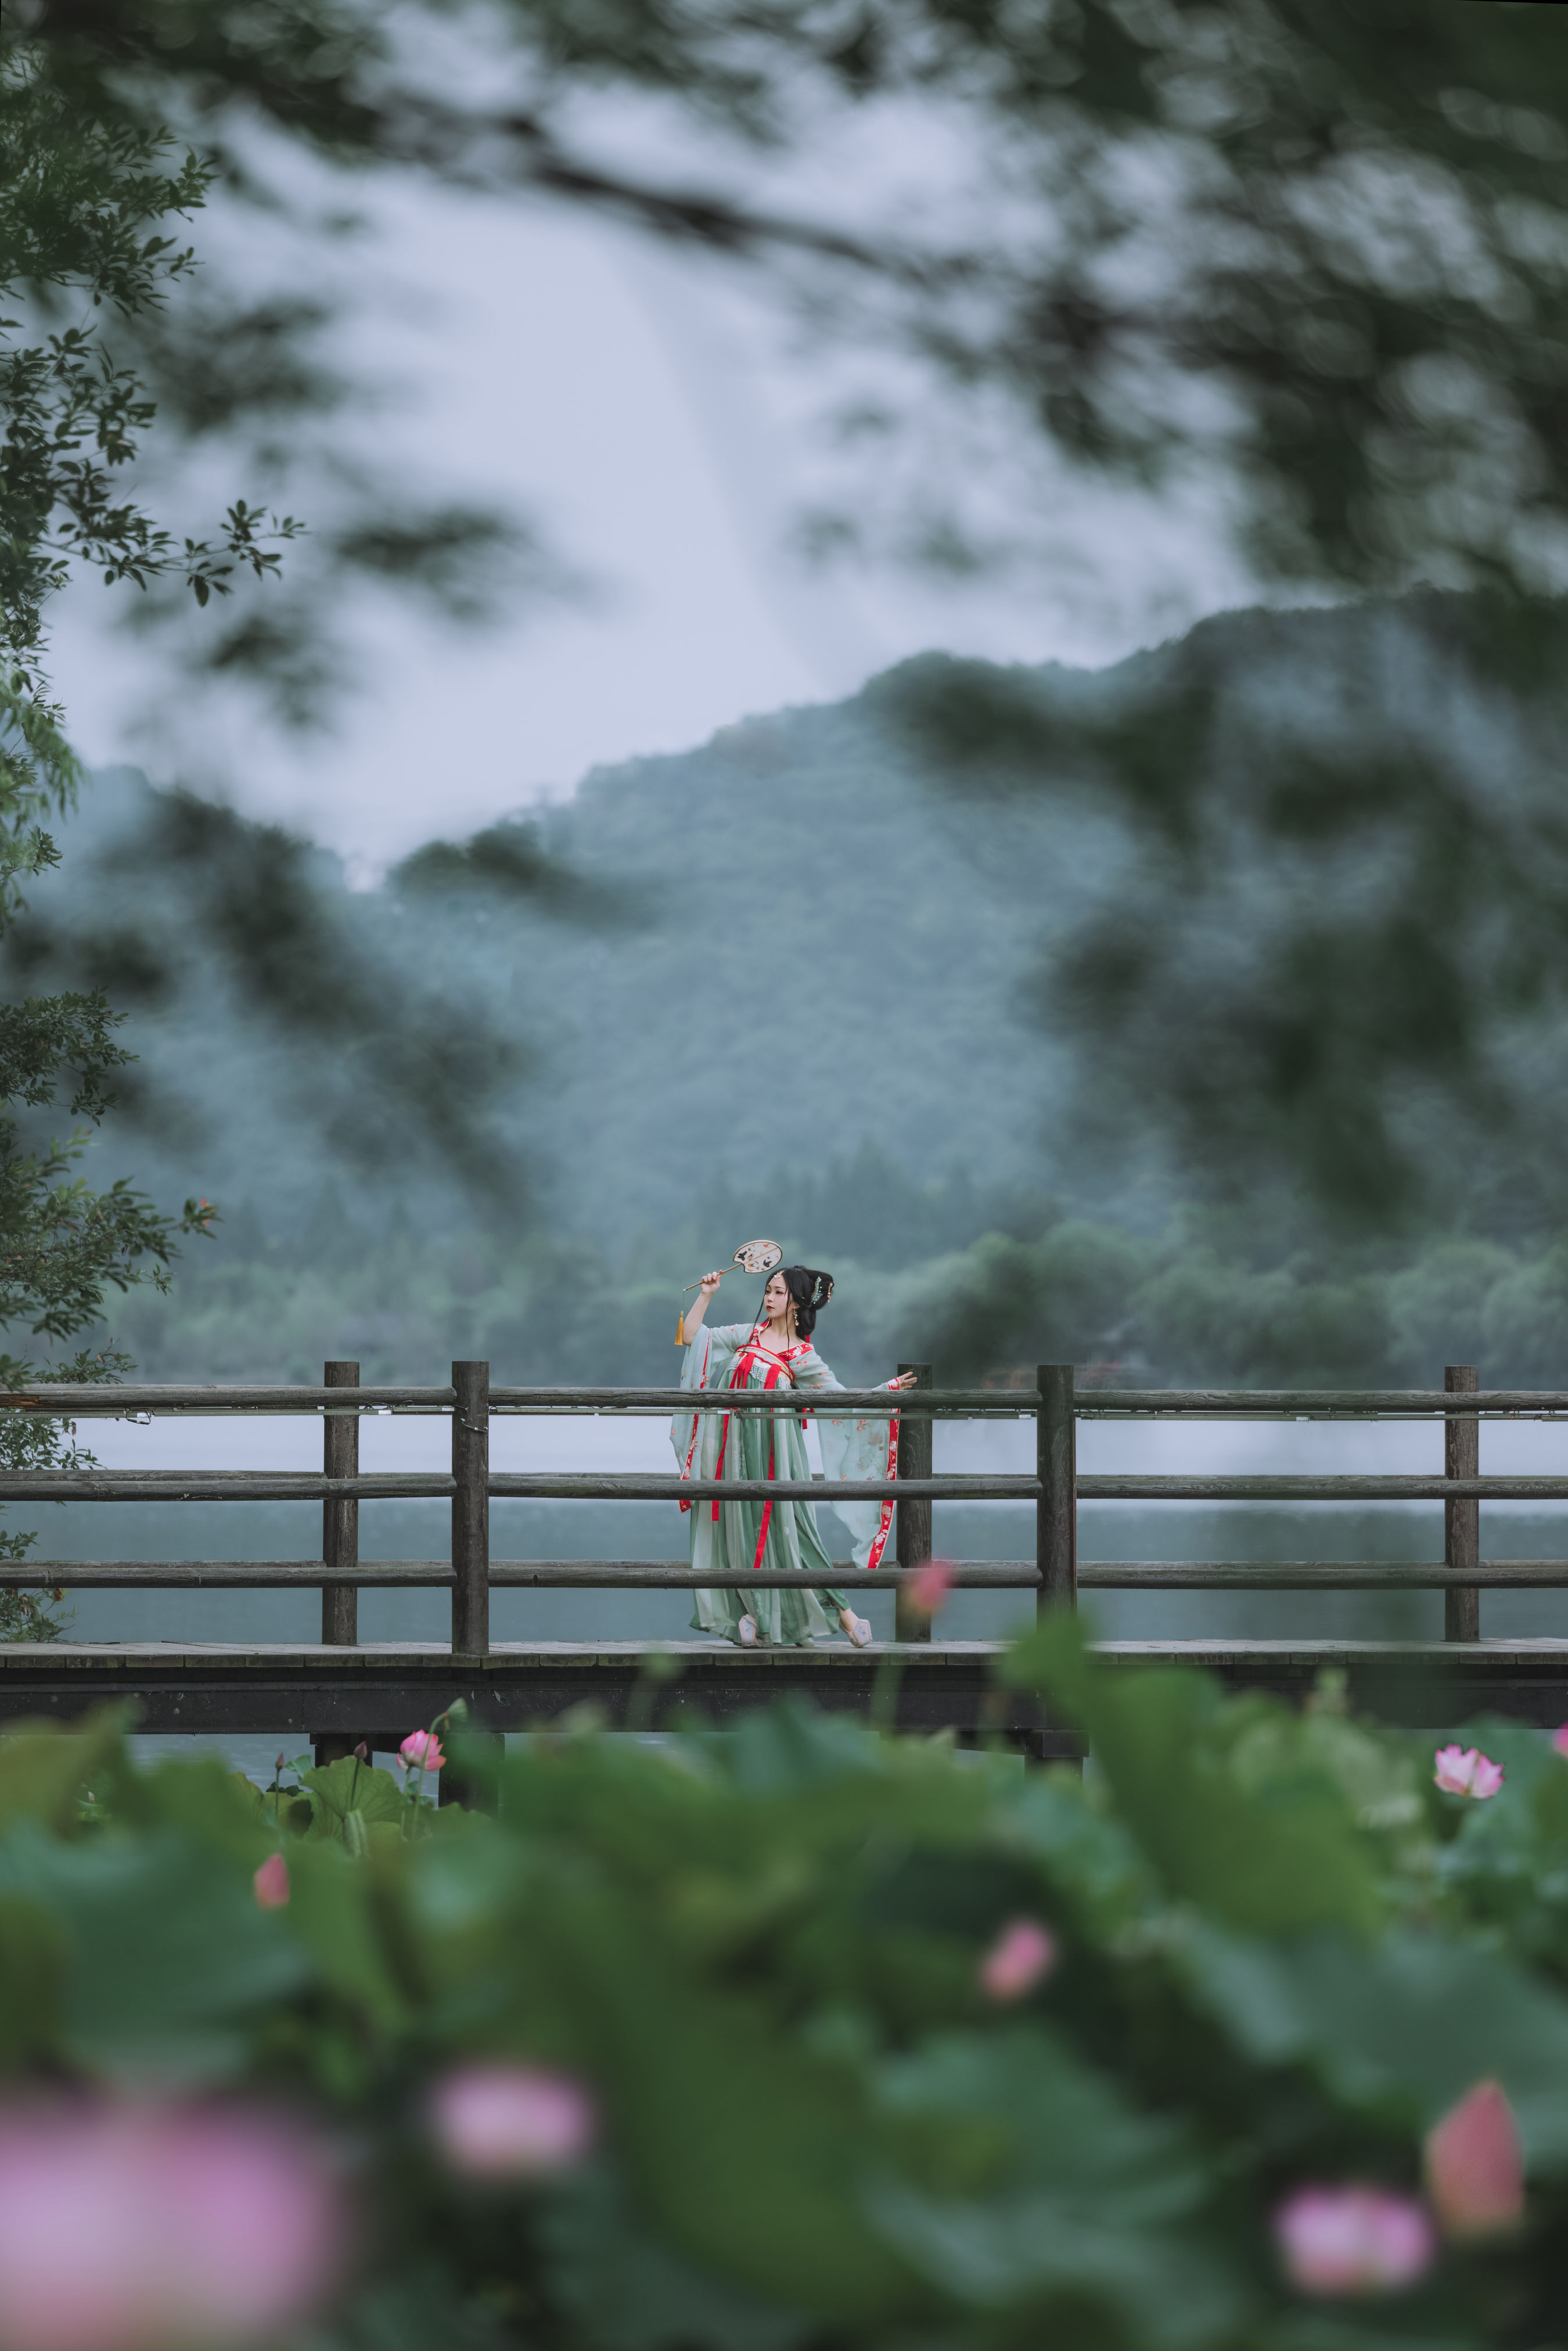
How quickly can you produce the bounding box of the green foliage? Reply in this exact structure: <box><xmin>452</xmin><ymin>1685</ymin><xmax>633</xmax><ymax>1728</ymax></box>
<box><xmin>2</xmin><ymin>1649</ymin><xmax>1568</xmax><ymax>2349</ymax></box>
<box><xmin>0</xmin><ymin>40</ymin><xmax>306</xmax><ymax>1624</ymax></box>
<box><xmin>1006</xmin><ymin>1616</ymin><xmax>1387</xmax><ymax>1938</ymax></box>
<box><xmin>1</xmin><ymin>19</ymin><xmax>547</xmax><ymax>742</ymax></box>
<box><xmin>0</xmin><ymin>47</ymin><xmax>302</xmax><ymax>692</ymax></box>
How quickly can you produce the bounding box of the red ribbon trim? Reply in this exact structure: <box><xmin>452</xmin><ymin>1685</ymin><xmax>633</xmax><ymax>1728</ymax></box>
<box><xmin>710</xmin><ymin>1338</ymin><xmax>803</xmax><ymax>1523</ymax></box>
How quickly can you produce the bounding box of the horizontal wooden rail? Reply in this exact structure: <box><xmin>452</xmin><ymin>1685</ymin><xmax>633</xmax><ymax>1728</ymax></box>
<box><xmin>0</xmin><ymin>1558</ymin><xmax>1041</xmax><ymax>1589</ymax></box>
<box><xmin>11</xmin><ymin>1381</ymin><xmax>1568</xmax><ymax>1423</ymax></box>
<box><xmin>0</xmin><ymin>1385</ymin><xmax>1001</xmax><ymax>1417</ymax></box>
<box><xmin>16</xmin><ymin>1382</ymin><xmax>1568</xmax><ymax>1419</ymax></box>
<box><xmin>0</xmin><ymin>1472</ymin><xmax>1031</xmax><ymax>1503</ymax></box>
<box><xmin>0</xmin><ymin>1475</ymin><xmax>457</xmax><ymax>1502</ymax></box>
<box><xmin>1078</xmin><ymin>1390</ymin><xmax>1568</xmax><ymax>1417</ymax></box>
<box><xmin>14</xmin><ymin>1471</ymin><xmax>1568</xmax><ymax>1505</ymax></box>
<box><xmin>0</xmin><ymin>1386</ymin><xmax>456</xmax><ymax>1415</ymax></box>
<box><xmin>1083</xmin><ymin>1560</ymin><xmax>1568</xmax><ymax>1587</ymax></box>
<box><xmin>490</xmin><ymin>1389</ymin><xmax>999</xmax><ymax>1414</ymax></box>
<box><xmin>485</xmin><ymin>1475</ymin><xmax>1029</xmax><ymax>1501</ymax></box>
<box><xmin>487</xmin><ymin>1472</ymin><xmax>1568</xmax><ymax>1504</ymax></box>
<box><xmin>1077</xmin><ymin>1475</ymin><xmax>1568</xmax><ymax>1501</ymax></box>
<box><xmin>524</xmin><ymin>1386</ymin><xmax>1568</xmax><ymax>1418</ymax></box>
<box><xmin>12</xmin><ymin>1557</ymin><xmax>1568</xmax><ymax>1590</ymax></box>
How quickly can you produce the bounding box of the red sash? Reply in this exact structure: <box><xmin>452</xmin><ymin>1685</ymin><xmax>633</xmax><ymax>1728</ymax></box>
<box><xmin>680</xmin><ymin>1334</ymin><xmax>808</xmax><ymax>1576</ymax></box>
<box><xmin>679</xmin><ymin>1338</ymin><xmax>897</xmax><ymax>1577</ymax></box>
<box><xmin>714</xmin><ymin>1341</ymin><xmax>808</xmax><ymax>1573</ymax></box>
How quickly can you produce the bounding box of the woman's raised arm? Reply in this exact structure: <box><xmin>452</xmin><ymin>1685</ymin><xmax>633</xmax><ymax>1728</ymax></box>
<box><xmin>680</xmin><ymin>1270</ymin><xmax>725</xmax><ymax>1343</ymax></box>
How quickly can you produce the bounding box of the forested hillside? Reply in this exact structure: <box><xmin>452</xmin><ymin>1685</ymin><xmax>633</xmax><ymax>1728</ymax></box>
<box><xmin>52</xmin><ymin>698</ymin><xmax>1085</xmax><ymax>1243</ymax></box>
<box><xmin>20</xmin><ymin>588</ymin><xmax>1568</xmax><ymax>1386</ymax></box>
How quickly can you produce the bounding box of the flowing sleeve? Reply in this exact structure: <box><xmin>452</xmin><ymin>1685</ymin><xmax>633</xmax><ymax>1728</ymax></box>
<box><xmin>793</xmin><ymin>1349</ymin><xmax>901</xmax><ymax>1572</ymax></box>
<box><xmin>669</xmin><ymin>1324</ymin><xmax>749</xmax><ymax>1468</ymax></box>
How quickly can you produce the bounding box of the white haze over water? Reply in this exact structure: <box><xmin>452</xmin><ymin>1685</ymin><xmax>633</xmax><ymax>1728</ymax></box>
<box><xmin>74</xmin><ymin>1410</ymin><xmax>1568</xmax><ymax>1485</ymax></box>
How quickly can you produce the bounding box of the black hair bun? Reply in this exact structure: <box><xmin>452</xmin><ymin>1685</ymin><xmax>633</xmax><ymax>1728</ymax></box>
<box><xmin>777</xmin><ymin>1264</ymin><xmax>834</xmax><ymax>1338</ymax></box>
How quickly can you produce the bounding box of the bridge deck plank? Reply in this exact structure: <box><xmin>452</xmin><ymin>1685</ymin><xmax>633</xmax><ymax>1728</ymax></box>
<box><xmin>1</xmin><ymin>1638</ymin><xmax>1566</xmax><ymax>1662</ymax></box>
<box><xmin>1</xmin><ymin>1640</ymin><xmax>1566</xmax><ymax>1740</ymax></box>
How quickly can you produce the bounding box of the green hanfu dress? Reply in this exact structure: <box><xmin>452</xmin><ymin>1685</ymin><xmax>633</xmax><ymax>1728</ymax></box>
<box><xmin>672</xmin><ymin>1321</ymin><xmax>901</xmax><ymax>1647</ymax></box>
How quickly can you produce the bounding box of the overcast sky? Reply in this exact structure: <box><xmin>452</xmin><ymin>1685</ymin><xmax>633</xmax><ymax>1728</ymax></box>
<box><xmin>51</xmin><ymin>159</ymin><xmax>1264</xmax><ymax>876</ymax></box>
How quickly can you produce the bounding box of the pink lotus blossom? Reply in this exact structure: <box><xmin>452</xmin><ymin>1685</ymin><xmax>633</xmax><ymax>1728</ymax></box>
<box><xmin>0</xmin><ymin>2098</ymin><xmax>347</xmax><ymax>2351</ymax></box>
<box><xmin>1273</xmin><ymin>2185</ymin><xmax>1437</xmax><ymax>2296</ymax></box>
<box><xmin>252</xmin><ymin>1853</ymin><xmax>290</xmax><ymax>1909</ymax></box>
<box><xmin>1423</xmin><ymin>2082</ymin><xmax>1524</xmax><ymax>2240</ymax></box>
<box><xmin>400</xmin><ymin>1730</ymin><xmax>445</xmax><ymax>1774</ymax></box>
<box><xmin>904</xmin><ymin>1558</ymin><xmax>956</xmax><ymax>1617</ymax></box>
<box><xmin>1552</xmin><ymin>1725</ymin><xmax>1568</xmax><ymax>1758</ymax></box>
<box><xmin>1433</xmin><ymin>1744</ymin><xmax>1504</xmax><ymax>1799</ymax></box>
<box><xmin>430</xmin><ymin>2065</ymin><xmax>596</xmax><ymax>2180</ymax></box>
<box><xmin>979</xmin><ymin>1918</ymin><xmax>1058</xmax><ymax>2002</ymax></box>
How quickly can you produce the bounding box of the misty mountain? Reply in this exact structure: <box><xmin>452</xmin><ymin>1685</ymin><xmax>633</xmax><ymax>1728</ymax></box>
<box><xmin>19</xmin><ymin>584</ymin><xmax>1568</xmax><ymax>1303</ymax></box>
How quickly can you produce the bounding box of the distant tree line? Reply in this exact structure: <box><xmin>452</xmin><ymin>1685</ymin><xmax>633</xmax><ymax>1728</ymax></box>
<box><xmin>109</xmin><ymin>1187</ymin><xmax>1568</xmax><ymax>1393</ymax></box>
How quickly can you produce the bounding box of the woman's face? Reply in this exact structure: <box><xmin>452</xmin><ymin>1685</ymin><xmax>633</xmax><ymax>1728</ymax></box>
<box><xmin>763</xmin><ymin>1272</ymin><xmax>792</xmax><ymax>1322</ymax></box>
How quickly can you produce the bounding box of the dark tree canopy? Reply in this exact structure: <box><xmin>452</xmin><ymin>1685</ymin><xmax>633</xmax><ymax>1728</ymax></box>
<box><xmin>20</xmin><ymin>0</ymin><xmax>1568</xmax><ymax>606</ymax></box>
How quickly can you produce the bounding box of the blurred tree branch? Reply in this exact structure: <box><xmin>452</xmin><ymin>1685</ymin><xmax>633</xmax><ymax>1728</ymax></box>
<box><xmin>875</xmin><ymin>592</ymin><xmax>1568</xmax><ymax>1220</ymax></box>
<box><xmin>23</xmin><ymin>0</ymin><xmax>1568</xmax><ymax>602</ymax></box>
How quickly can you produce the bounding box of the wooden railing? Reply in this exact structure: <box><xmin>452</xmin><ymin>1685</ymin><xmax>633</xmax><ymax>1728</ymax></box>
<box><xmin>2</xmin><ymin>1361</ymin><xmax>1567</xmax><ymax>1654</ymax></box>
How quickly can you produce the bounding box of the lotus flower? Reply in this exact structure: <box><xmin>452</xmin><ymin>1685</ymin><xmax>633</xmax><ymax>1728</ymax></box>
<box><xmin>0</xmin><ymin>2098</ymin><xmax>346</xmax><ymax>2351</ymax></box>
<box><xmin>1433</xmin><ymin>1744</ymin><xmax>1504</xmax><ymax>1799</ymax></box>
<box><xmin>1424</xmin><ymin>2081</ymin><xmax>1524</xmax><ymax>2239</ymax></box>
<box><xmin>979</xmin><ymin>1918</ymin><xmax>1058</xmax><ymax>2001</ymax></box>
<box><xmin>1273</xmin><ymin>2184</ymin><xmax>1436</xmax><ymax>2296</ymax></box>
<box><xmin>400</xmin><ymin>1730</ymin><xmax>445</xmax><ymax>1774</ymax></box>
<box><xmin>1552</xmin><ymin>1725</ymin><xmax>1568</xmax><ymax>1758</ymax></box>
<box><xmin>904</xmin><ymin>1558</ymin><xmax>956</xmax><ymax>1617</ymax></box>
<box><xmin>430</xmin><ymin>2065</ymin><xmax>596</xmax><ymax>2180</ymax></box>
<box><xmin>252</xmin><ymin>1853</ymin><xmax>290</xmax><ymax>1909</ymax></box>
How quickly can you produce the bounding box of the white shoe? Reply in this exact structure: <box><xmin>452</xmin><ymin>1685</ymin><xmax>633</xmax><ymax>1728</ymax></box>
<box><xmin>737</xmin><ymin>1614</ymin><xmax>758</xmax><ymax>1647</ymax></box>
<box><xmin>845</xmin><ymin>1614</ymin><xmax>873</xmax><ymax>1648</ymax></box>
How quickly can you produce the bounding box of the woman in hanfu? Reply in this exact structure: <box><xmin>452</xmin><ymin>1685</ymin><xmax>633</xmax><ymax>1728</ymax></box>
<box><xmin>672</xmin><ymin>1263</ymin><xmax>919</xmax><ymax>1648</ymax></box>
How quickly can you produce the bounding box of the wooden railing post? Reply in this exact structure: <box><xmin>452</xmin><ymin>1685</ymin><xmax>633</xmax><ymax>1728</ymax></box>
<box><xmin>894</xmin><ymin>1363</ymin><xmax>933</xmax><ymax>1642</ymax></box>
<box><xmin>322</xmin><ymin>1360</ymin><xmax>358</xmax><ymax>1644</ymax></box>
<box><xmin>1038</xmin><ymin>1365</ymin><xmax>1077</xmax><ymax>1617</ymax></box>
<box><xmin>452</xmin><ymin>1361</ymin><xmax>490</xmax><ymax>1656</ymax></box>
<box><xmin>315</xmin><ymin>1360</ymin><xmax>371</xmax><ymax>1767</ymax></box>
<box><xmin>1445</xmin><ymin>1363</ymin><xmax>1480</xmax><ymax>1642</ymax></box>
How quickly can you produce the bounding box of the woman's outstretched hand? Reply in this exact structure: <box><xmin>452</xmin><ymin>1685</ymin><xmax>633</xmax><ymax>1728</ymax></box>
<box><xmin>893</xmin><ymin>1371</ymin><xmax>920</xmax><ymax>1390</ymax></box>
<box><xmin>699</xmin><ymin>1270</ymin><xmax>724</xmax><ymax>1296</ymax></box>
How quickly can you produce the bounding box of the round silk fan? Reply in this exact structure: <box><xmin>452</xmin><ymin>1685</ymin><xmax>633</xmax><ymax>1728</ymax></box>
<box><xmin>731</xmin><ymin>1238</ymin><xmax>783</xmax><ymax>1276</ymax></box>
<box><xmin>676</xmin><ymin>1239</ymin><xmax>783</xmax><ymax>1343</ymax></box>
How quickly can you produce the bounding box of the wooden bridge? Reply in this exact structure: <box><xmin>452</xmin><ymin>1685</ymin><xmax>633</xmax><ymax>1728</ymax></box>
<box><xmin>4</xmin><ymin>1361</ymin><xmax>1568</xmax><ymax>1770</ymax></box>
